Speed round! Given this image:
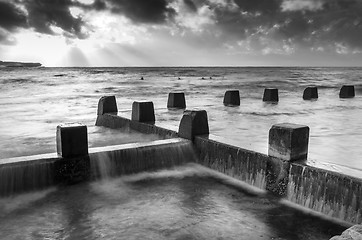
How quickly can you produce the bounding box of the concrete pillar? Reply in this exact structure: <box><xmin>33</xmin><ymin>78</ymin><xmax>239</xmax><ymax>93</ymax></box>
<box><xmin>132</xmin><ymin>101</ymin><xmax>155</xmax><ymax>123</ymax></box>
<box><xmin>268</xmin><ymin>123</ymin><xmax>309</xmax><ymax>161</ymax></box>
<box><xmin>263</xmin><ymin>88</ymin><xmax>279</xmax><ymax>102</ymax></box>
<box><xmin>178</xmin><ymin>110</ymin><xmax>209</xmax><ymax>140</ymax></box>
<box><xmin>56</xmin><ymin>123</ymin><xmax>88</xmax><ymax>158</ymax></box>
<box><xmin>97</xmin><ymin>96</ymin><xmax>118</xmax><ymax>115</ymax></box>
<box><xmin>167</xmin><ymin>92</ymin><xmax>186</xmax><ymax>109</ymax></box>
<box><xmin>223</xmin><ymin>90</ymin><xmax>240</xmax><ymax>106</ymax></box>
<box><xmin>339</xmin><ymin>85</ymin><xmax>355</xmax><ymax>98</ymax></box>
<box><xmin>303</xmin><ymin>87</ymin><xmax>318</xmax><ymax>100</ymax></box>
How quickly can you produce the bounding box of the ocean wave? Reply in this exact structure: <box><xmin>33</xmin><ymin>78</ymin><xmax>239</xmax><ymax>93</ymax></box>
<box><xmin>313</xmin><ymin>85</ymin><xmax>339</xmax><ymax>89</ymax></box>
<box><xmin>1</xmin><ymin>78</ymin><xmax>38</xmax><ymax>84</ymax></box>
<box><xmin>53</xmin><ymin>74</ymin><xmax>66</xmax><ymax>77</ymax></box>
<box><xmin>245</xmin><ymin>111</ymin><xmax>302</xmax><ymax>116</ymax></box>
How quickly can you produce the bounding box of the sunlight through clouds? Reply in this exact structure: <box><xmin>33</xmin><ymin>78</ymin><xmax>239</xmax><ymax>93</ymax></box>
<box><xmin>171</xmin><ymin>0</ymin><xmax>216</xmax><ymax>33</ymax></box>
<box><xmin>281</xmin><ymin>0</ymin><xmax>325</xmax><ymax>11</ymax></box>
<box><xmin>3</xmin><ymin>30</ymin><xmax>68</xmax><ymax>66</ymax></box>
<box><xmin>0</xmin><ymin>0</ymin><xmax>361</xmax><ymax>66</ymax></box>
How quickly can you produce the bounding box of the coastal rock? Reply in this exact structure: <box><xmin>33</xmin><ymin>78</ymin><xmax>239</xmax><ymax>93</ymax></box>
<box><xmin>0</xmin><ymin>60</ymin><xmax>42</xmax><ymax>67</ymax></box>
<box><xmin>330</xmin><ymin>225</ymin><xmax>362</xmax><ymax>240</ymax></box>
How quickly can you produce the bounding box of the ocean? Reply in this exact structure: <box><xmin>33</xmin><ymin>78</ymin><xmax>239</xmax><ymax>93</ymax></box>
<box><xmin>1</xmin><ymin>67</ymin><xmax>362</xmax><ymax>177</ymax></box>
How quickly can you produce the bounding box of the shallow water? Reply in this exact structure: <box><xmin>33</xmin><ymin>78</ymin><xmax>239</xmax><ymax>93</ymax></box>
<box><xmin>0</xmin><ymin>166</ymin><xmax>346</xmax><ymax>240</ymax></box>
<box><xmin>1</xmin><ymin>67</ymin><xmax>362</xmax><ymax>175</ymax></box>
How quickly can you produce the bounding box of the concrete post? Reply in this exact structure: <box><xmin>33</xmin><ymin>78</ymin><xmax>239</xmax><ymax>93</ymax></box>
<box><xmin>167</xmin><ymin>92</ymin><xmax>186</xmax><ymax>109</ymax></box>
<box><xmin>268</xmin><ymin>123</ymin><xmax>309</xmax><ymax>161</ymax></box>
<box><xmin>223</xmin><ymin>90</ymin><xmax>240</xmax><ymax>106</ymax></box>
<box><xmin>132</xmin><ymin>101</ymin><xmax>155</xmax><ymax>123</ymax></box>
<box><xmin>303</xmin><ymin>87</ymin><xmax>318</xmax><ymax>100</ymax></box>
<box><xmin>97</xmin><ymin>96</ymin><xmax>118</xmax><ymax>115</ymax></box>
<box><xmin>263</xmin><ymin>88</ymin><xmax>279</xmax><ymax>102</ymax></box>
<box><xmin>178</xmin><ymin>110</ymin><xmax>209</xmax><ymax>140</ymax></box>
<box><xmin>56</xmin><ymin>123</ymin><xmax>88</xmax><ymax>158</ymax></box>
<box><xmin>339</xmin><ymin>85</ymin><xmax>355</xmax><ymax>98</ymax></box>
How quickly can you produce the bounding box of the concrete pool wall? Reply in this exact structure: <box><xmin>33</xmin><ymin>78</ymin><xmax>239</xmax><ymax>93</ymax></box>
<box><xmin>0</xmin><ymin>138</ymin><xmax>194</xmax><ymax>197</ymax></box>
<box><xmin>0</xmin><ymin>93</ymin><xmax>361</xmax><ymax>227</ymax></box>
<box><xmin>94</xmin><ymin>95</ymin><xmax>362</xmax><ymax>225</ymax></box>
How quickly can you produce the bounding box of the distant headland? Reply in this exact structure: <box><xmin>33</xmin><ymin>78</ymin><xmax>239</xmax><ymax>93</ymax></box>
<box><xmin>0</xmin><ymin>60</ymin><xmax>42</xmax><ymax>68</ymax></box>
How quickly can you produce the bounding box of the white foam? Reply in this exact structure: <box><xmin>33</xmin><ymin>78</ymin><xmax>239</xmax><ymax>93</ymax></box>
<box><xmin>0</xmin><ymin>187</ymin><xmax>56</xmax><ymax>215</ymax></box>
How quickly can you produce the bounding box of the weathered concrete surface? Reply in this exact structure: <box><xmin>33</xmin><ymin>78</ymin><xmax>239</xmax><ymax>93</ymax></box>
<box><xmin>266</xmin><ymin>156</ymin><xmax>290</xmax><ymax>196</ymax></box>
<box><xmin>55</xmin><ymin>155</ymin><xmax>90</xmax><ymax>184</ymax></box>
<box><xmin>263</xmin><ymin>88</ymin><xmax>279</xmax><ymax>102</ymax></box>
<box><xmin>193</xmin><ymin>135</ymin><xmax>268</xmax><ymax>190</ymax></box>
<box><xmin>193</xmin><ymin>134</ymin><xmax>362</xmax><ymax>224</ymax></box>
<box><xmin>56</xmin><ymin>123</ymin><xmax>88</xmax><ymax>158</ymax></box>
<box><xmin>97</xmin><ymin>96</ymin><xmax>118</xmax><ymax>115</ymax></box>
<box><xmin>90</xmin><ymin>139</ymin><xmax>195</xmax><ymax>178</ymax></box>
<box><xmin>303</xmin><ymin>87</ymin><xmax>318</xmax><ymax>100</ymax></box>
<box><xmin>0</xmin><ymin>154</ymin><xmax>91</xmax><ymax>196</ymax></box>
<box><xmin>330</xmin><ymin>225</ymin><xmax>362</xmax><ymax>239</ymax></box>
<box><xmin>178</xmin><ymin>110</ymin><xmax>209</xmax><ymax>140</ymax></box>
<box><xmin>288</xmin><ymin>163</ymin><xmax>362</xmax><ymax>224</ymax></box>
<box><xmin>132</xmin><ymin>101</ymin><xmax>155</xmax><ymax>123</ymax></box>
<box><xmin>0</xmin><ymin>139</ymin><xmax>192</xmax><ymax>197</ymax></box>
<box><xmin>223</xmin><ymin>90</ymin><xmax>240</xmax><ymax>106</ymax></box>
<box><xmin>167</xmin><ymin>92</ymin><xmax>186</xmax><ymax>109</ymax></box>
<box><xmin>340</xmin><ymin>85</ymin><xmax>355</xmax><ymax>98</ymax></box>
<box><xmin>95</xmin><ymin>113</ymin><xmax>178</xmax><ymax>138</ymax></box>
<box><xmin>268</xmin><ymin>123</ymin><xmax>309</xmax><ymax>161</ymax></box>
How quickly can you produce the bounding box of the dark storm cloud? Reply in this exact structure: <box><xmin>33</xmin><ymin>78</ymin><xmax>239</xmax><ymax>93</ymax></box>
<box><xmin>109</xmin><ymin>0</ymin><xmax>176</xmax><ymax>23</ymax></box>
<box><xmin>83</xmin><ymin>0</ymin><xmax>176</xmax><ymax>24</ymax></box>
<box><xmin>183</xmin><ymin>0</ymin><xmax>198</xmax><ymax>12</ymax></box>
<box><xmin>0</xmin><ymin>0</ymin><xmax>88</xmax><ymax>39</ymax></box>
<box><xmin>276</xmin><ymin>0</ymin><xmax>362</xmax><ymax>50</ymax></box>
<box><xmin>0</xmin><ymin>1</ymin><xmax>27</xmax><ymax>31</ymax></box>
<box><xmin>22</xmin><ymin>0</ymin><xmax>87</xmax><ymax>39</ymax></box>
<box><xmin>195</xmin><ymin>0</ymin><xmax>362</xmax><ymax>52</ymax></box>
<box><xmin>233</xmin><ymin>0</ymin><xmax>281</xmax><ymax>14</ymax></box>
<box><xmin>0</xmin><ymin>1</ymin><xmax>26</xmax><ymax>45</ymax></box>
<box><xmin>1</xmin><ymin>0</ymin><xmax>362</xmax><ymax>53</ymax></box>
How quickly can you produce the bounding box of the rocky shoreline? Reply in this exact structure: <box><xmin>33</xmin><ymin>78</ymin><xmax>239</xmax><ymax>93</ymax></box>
<box><xmin>0</xmin><ymin>60</ymin><xmax>42</xmax><ymax>67</ymax></box>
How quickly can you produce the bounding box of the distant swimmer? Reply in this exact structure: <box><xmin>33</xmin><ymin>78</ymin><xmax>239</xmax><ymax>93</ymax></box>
<box><xmin>202</xmin><ymin>77</ymin><xmax>205</xmax><ymax>80</ymax></box>
<box><xmin>140</xmin><ymin>77</ymin><xmax>144</xmax><ymax>80</ymax></box>
<box><xmin>178</xmin><ymin>77</ymin><xmax>181</xmax><ymax>80</ymax></box>
<box><xmin>210</xmin><ymin>77</ymin><xmax>212</xmax><ymax>79</ymax></box>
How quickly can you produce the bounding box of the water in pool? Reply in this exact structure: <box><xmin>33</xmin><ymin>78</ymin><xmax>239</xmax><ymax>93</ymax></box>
<box><xmin>0</xmin><ymin>165</ymin><xmax>346</xmax><ymax>240</ymax></box>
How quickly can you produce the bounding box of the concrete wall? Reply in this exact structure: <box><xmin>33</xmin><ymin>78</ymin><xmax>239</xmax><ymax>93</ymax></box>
<box><xmin>0</xmin><ymin>139</ymin><xmax>193</xmax><ymax>197</ymax></box>
<box><xmin>0</xmin><ymin>154</ymin><xmax>89</xmax><ymax>196</ymax></box>
<box><xmin>288</xmin><ymin>163</ymin><xmax>362</xmax><ymax>224</ymax></box>
<box><xmin>192</xmin><ymin>135</ymin><xmax>362</xmax><ymax>224</ymax></box>
<box><xmin>96</xmin><ymin>113</ymin><xmax>178</xmax><ymax>138</ymax></box>
<box><xmin>3</xmin><ymin>108</ymin><xmax>362</xmax><ymax>225</ymax></box>
<box><xmin>194</xmin><ymin>136</ymin><xmax>268</xmax><ymax>190</ymax></box>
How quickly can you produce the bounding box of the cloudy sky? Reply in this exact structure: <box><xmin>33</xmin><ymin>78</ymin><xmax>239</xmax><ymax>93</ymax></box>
<box><xmin>0</xmin><ymin>0</ymin><xmax>361</xmax><ymax>67</ymax></box>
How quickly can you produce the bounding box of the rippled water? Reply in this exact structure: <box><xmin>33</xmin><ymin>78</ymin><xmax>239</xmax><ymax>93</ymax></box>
<box><xmin>1</xmin><ymin>67</ymin><xmax>362</xmax><ymax>173</ymax></box>
<box><xmin>0</xmin><ymin>166</ymin><xmax>346</xmax><ymax>239</ymax></box>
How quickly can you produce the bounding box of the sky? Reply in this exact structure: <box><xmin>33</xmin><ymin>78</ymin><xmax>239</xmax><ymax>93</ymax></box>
<box><xmin>0</xmin><ymin>0</ymin><xmax>361</xmax><ymax>67</ymax></box>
